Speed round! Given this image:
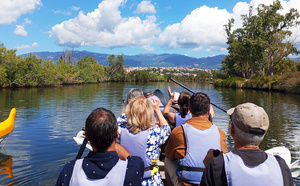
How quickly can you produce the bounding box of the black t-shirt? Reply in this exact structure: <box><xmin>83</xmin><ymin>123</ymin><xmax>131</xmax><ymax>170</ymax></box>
<box><xmin>200</xmin><ymin>149</ymin><xmax>294</xmax><ymax>186</ymax></box>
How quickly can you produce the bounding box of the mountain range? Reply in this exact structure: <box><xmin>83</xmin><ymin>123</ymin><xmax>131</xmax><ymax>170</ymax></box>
<box><xmin>20</xmin><ymin>51</ymin><xmax>226</xmax><ymax>69</ymax></box>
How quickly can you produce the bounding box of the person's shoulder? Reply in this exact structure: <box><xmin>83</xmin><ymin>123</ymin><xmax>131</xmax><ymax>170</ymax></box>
<box><xmin>56</xmin><ymin>159</ymin><xmax>77</xmax><ymax>186</ymax></box>
<box><xmin>273</xmin><ymin>155</ymin><xmax>294</xmax><ymax>185</ymax></box>
<box><xmin>217</xmin><ymin>127</ymin><xmax>226</xmax><ymax>135</ymax></box>
<box><xmin>126</xmin><ymin>156</ymin><xmax>144</xmax><ymax>168</ymax></box>
<box><xmin>124</xmin><ymin>156</ymin><xmax>144</xmax><ymax>186</ymax></box>
<box><xmin>62</xmin><ymin>159</ymin><xmax>77</xmax><ymax>170</ymax></box>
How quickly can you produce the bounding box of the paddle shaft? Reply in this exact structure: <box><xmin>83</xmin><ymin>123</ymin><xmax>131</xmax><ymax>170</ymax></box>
<box><xmin>76</xmin><ymin>138</ymin><xmax>87</xmax><ymax>159</ymax></box>
<box><xmin>168</xmin><ymin>76</ymin><xmax>227</xmax><ymax>113</ymax></box>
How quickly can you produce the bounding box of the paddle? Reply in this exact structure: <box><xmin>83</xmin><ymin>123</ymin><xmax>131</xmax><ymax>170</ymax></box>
<box><xmin>167</xmin><ymin>76</ymin><xmax>227</xmax><ymax>113</ymax></box>
<box><xmin>75</xmin><ymin>138</ymin><xmax>87</xmax><ymax>159</ymax></box>
<box><xmin>289</xmin><ymin>159</ymin><xmax>300</xmax><ymax>177</ymax></box>
<box><xmin>75</xmin><ymin>128</ymin><xmax>88</xmax><ymax>159</ymax></box>
<box><xmin>153</xmin><ymin>89</ymin><xmax>167</xmax><ymax>106</ymax></box>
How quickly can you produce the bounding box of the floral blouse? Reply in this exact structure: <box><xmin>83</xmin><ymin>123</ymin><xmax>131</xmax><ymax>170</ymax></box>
<box><xmin>117</xmin><ymin>113</ymin><xmax>171</xmax><ymax>186</ymax></box>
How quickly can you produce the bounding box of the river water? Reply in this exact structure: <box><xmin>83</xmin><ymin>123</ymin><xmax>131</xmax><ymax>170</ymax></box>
<box><xmin>0</xmin><ymin>82</ymin><xmax>299</xmax><ymax>185</ymax></box>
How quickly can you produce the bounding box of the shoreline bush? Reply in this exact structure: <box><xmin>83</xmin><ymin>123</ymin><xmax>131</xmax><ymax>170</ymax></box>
<box><xmin>213</xmin><ymin>72</ymin><xmax>300</xmax><ymax>94</ymax></box>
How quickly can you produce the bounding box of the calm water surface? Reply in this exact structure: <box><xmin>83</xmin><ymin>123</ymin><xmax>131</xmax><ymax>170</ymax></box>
<box><xmin>0</xmin><ymin>82</ymin><xmax>299</xmax><ymax>185</ymax></box>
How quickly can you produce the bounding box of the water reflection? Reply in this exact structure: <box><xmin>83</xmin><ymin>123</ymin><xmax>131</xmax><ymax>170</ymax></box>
<box><xmin>0</xmin><ymin>152</ymin><xmax>13</xmax><ymax>178</ymax></box>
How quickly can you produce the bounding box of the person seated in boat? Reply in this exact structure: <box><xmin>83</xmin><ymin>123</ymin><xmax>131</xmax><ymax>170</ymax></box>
<box><xmin>164</xmin><ymin>92</ymin><xmax>228</xmax><ymax>186</ymax></box>
<box><xmin>121</xmin><ymin>88</ymin><xmax>143</xmax><ymax>114</ymax></box>
<box><xmin>118</xmin><ymin>95</ymin><xmax>171</xmax><ymax>186</ymax></box>
<box><xmin>118</xmin><ymin>88</ymin><xmax>143</xmax><ymax>125</ymax></box>
<box><xmin>163</xmin><ymin>87</ymin><xmax>192</xmax><ymax>129</ymax></box>
<box><xmin>56</xmin><ymin>108</ymin><xmax>144</xmax><ymax>186</ymax></box>
<box><xmin>200</xmin><ymin>103</ymin><xmax>294</xmax><ymax>186</ymax></box>
<box><xmin>143</xmin><ymin>89</ymin><xmax>165</xmax><ymax>112</ymax></box>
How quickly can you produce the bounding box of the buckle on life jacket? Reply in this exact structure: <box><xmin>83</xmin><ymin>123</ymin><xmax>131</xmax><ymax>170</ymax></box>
<box><xmin>144</xmin><ymin>159</ymin><xmax>159</xmax><ymax>177</ymax></box>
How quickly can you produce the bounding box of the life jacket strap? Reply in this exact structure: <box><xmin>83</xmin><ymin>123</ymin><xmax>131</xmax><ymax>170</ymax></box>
<box><xmin>178</xmin><ymin>166</ymin><xmax>205</xmax><ymax>172</ymax></box>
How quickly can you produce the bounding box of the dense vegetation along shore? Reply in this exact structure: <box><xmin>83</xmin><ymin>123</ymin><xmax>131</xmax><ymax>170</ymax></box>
<box><xmin>1</xmin><ymin>1</ymin><xmax>300</xmax><ymax>94</ymax></box>
<box><xmin>213</xmin><ymin>73</ymin><xmax>300</xmax><ymax>94</ymax></box>
<box><xmin>0</xmin><ymin>44</ymin><xmax>165</xmax><ymax>88</ymax></box>
<box><xmin>1</xmin><ymin>43</ymin><xmax>300</xmax><ymax>94</ymax></box>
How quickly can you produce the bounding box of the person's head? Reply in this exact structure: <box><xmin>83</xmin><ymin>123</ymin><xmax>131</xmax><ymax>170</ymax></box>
<box><xmin>143</xmin><ymin>89</ymin><xmax>153</xmax><ymax>98</ymax></box>
<box><xmin>122</xmin><ymin>88</ymin><xmax>143</xmax><ymax>113</ymax></box>
<box><xmin>227</xmin><ymin>103</ymin><xmax>269</xmax><ymax>146</ymax></box>
<box><xmin>178</xmin><ymin>91</ymin><xmax>191</xmax><ymax>117</ymax></box>
<box><xmin>85</xmin><ymin>108</ymin><xmax>118</xmax><ymax>153</ymax></box>
<box><xmin>189</xmin><ymin>92</ymin><xmax>211</xmax><ymax>117</ymax></box>
<box><xmin>125</xmin><ymin>95</ymin><xmax>154</xmax><ymax>134</ymax></box>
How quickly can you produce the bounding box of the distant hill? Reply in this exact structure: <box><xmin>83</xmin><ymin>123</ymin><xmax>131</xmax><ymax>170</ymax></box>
<box><xmin>20</xmin><ymin>51</ymin><xmax>226</xmax><ymax>69</ymax></box>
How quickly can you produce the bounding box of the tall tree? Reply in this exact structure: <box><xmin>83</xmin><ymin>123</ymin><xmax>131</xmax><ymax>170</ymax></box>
<box><xmin>105</xmin><ymin>54</ymin><xmax>125</xmax><ymax>81</ymax></box>
<box><xmin>222</xmin><ymin>0</ymin><xmax>299</xmax><ymax>79</ymax></box>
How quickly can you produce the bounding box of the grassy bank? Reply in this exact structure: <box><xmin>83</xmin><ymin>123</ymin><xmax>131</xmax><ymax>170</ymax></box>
<box><xmin>213</xmin><ymin>72</ymin><xmax>300</xmax><ymax>94</ymax></box>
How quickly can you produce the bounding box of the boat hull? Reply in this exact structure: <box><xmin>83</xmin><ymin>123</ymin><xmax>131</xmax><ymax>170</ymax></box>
<box><xmin>0</xmin><ymin>108</ymin><xmax>16</xmax><ymax>139</ymax></box>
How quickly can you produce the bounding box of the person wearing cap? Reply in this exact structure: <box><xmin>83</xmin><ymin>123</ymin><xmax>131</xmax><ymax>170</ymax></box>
<box><xmin>200</xmin><ymin>103</ymin><xmax>294</xmax><ymax>186</ymax></box>
<box><xmin>164</xmin><ymin>92</ymin><xmax>228</xmax><ymax>186</ymax></box>
<box><xmin>143</xmin><ymin>89</ymin><xmax>165</xmax><ymax>112</ymax></box>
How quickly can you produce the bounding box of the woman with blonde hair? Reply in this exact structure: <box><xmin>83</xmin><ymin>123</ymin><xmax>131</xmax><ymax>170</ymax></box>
<box><xmin>118</xmin><ymin>95</ymin><xmax>170</xmax><ymax>186</ymax></box>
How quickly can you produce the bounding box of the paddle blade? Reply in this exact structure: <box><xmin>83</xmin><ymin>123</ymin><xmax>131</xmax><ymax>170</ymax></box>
<box><xmin>265</xmin><ymin>146</ymin><xmax>291</xmax><ymax>165</ymax></box>
<box><xmin>290</xmin><ymin>160</ymin><xmax>300</xmax><ymax>178</ymax></box>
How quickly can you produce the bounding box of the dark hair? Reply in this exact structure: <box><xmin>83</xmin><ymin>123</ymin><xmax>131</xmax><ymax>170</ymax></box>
<box><xmin>189</xmin><ymin>92</ymin><xmax>210</xmax><ymax>116</ymax></box>
<box><xmin>85</xmin><ymin>108</ymin><xmax>118</xmax><ymax>153</ymax></box>
<box><xmin>178</xmin><ymin>91</ymin><xmax>191</xmax><ymax>118</ymax></box>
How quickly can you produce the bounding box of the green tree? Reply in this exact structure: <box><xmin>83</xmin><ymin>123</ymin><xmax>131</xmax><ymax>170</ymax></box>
<box><xmin>264</xmin><ymin>31</ymin><xmax>298</xmax><ymax>75</ymax></box>
<box><xmin>105</xmin><ymin>54</ymin><xmax>125</xmax><ymax>82</ymax></box>
<box><xmin>0</xmin><ymin>43</ymin><xmax>22</xmax><ymax>86</ymax></box>
<box><xmin>222</xmin><ymin>0</ymin><xmax>299</xmax><ymax>79</ymax></box>
<box><xmin>77</xmin><ymin>56</ymin><xmax>105</xmax><ymax>82</ymax></box>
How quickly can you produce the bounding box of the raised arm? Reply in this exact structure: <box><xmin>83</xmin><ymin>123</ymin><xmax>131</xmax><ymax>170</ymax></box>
<box><xmin>152</xmin><ymin>98</ymin><xmax>168</xmax><ymax>127</ymax></box>
<box><xmin>163</xmin><ymin>89</ymin><xmax>175</xmax><ymax>114</ymax></box>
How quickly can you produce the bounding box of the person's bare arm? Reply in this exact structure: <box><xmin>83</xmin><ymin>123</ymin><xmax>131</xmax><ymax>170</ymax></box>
<box><xmin>152</xmin><ymin>98</ymin><xmax>168</xmax><ymax>127</ymax></box>
<box><xmin>162</xmin><ymin>90</ymin><xmax>175</xmax><ymax>114</ymax></box>
<box><xmin>115</xmin><ymin>143</ymin><xmax>132</xmax><ymax>159</ymax></box>
<box><xmin>210</xmin><ymin>105</ymin><xmax>215</xmax><ymax>119</ymax></box>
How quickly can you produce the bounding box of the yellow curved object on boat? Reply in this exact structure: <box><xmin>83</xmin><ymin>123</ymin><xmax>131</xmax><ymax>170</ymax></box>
<box><xmin>0</xmin><ymin>108</ymin><xmax>16</xmax><ymax>138</ymax></box>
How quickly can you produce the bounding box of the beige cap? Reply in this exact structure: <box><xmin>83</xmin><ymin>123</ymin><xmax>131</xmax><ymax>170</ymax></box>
<box><xmin>227</xmin><ymin>103</ymin><xmax>269</xmax><ymax>135</ymax></box>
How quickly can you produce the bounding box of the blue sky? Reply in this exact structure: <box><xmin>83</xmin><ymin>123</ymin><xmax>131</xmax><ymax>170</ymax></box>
<box><xmin>1</xmin><ymin>0</ymin><xmax>299</xmax><ymax>58</ymax></box>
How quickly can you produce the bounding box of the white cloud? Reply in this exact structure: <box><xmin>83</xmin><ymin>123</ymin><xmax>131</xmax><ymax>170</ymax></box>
<box><xmin>134</xmin><ymin>1</ymin><xmax>156</xmax><ymax>14</ymax></box>
<box><xmin>157</xmin><ymin>5</ymin><xmax>231</xmax><ymax>52</ymax></box>
<box><xmin>0</xmin><ymin>0</ymin><xmax>42</xmax><ymax>24</ymax></box>
<box><xmin>15</xmin><ymin>42</ymin><xmax>38</xmax><ymax>50</ymax></box>
<box><xmin>71</xmin><ymin>6</ymin><xmax>80</xmax><ymax>11</ymax></box>
<box><xmin>14</xmin><ymin>25</ymin><xmax>27</xmax><ymax>36</ymax></box>
<box><xmin>24</xmin><ymin>18</ymin><xmax>32</xmax><ymax>25</ymax></box>
<box><xmin>53</xmin><ymin>6</ymin><xmax>80</xmax><ymax>16</ymax></box>
<box><xmin>50</xmin><ymin>0</ymin><xmax>160</xmax><ymax>50</ymax></box>
<box><xmin>13</xmin><ymin>18</ymin><xmax>32</xmax><ymax>36</ymax></box>
<box><xmin>157</xmin><ymin>0</ymin><xmax>300</xmax><ymax>53</ymax></box>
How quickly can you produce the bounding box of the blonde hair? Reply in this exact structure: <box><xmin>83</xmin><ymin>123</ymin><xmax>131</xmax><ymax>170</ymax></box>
<box><xmin>125</xmin><ymin>95</ymin><xmax>154</xmax><ymax>134</ymax></box>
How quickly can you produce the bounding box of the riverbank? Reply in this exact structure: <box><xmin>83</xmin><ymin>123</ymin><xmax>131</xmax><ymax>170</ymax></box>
<box><xmin>213</xmin><ymin>72</ymin><xmax>300</xmax><ymax>94</ymax></box>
